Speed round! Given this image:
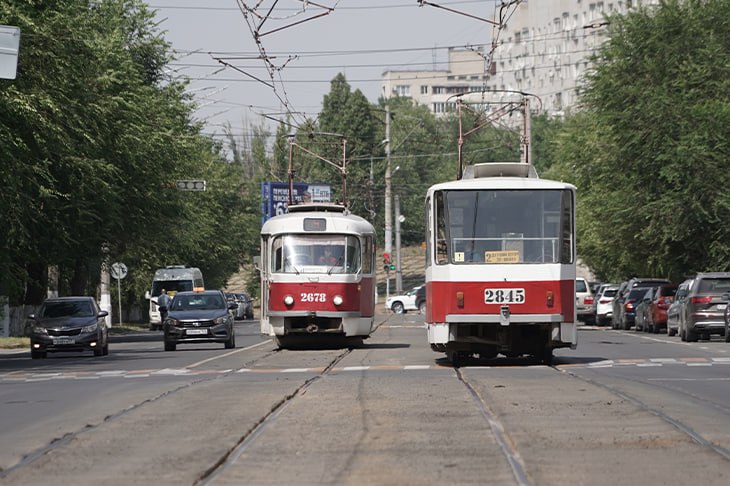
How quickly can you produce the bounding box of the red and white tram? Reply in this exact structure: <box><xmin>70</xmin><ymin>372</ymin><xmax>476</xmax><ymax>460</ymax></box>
<box><xmin>425</xmin><ymin>162</ymin><xmax>577</xmax><ymax>364</ymax></box>
<box><xmin>259</xmin><ymin>203</ymin><xmax>377</xmax><ymax>348</ymax></box>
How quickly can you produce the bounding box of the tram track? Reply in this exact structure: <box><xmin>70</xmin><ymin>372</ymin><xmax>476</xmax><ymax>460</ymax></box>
<box><xmin>196</xmin><ymin>348</ymin><xmax>353</xmax><ymax>485</ymax></box>
<box><xmin>0</xmin><ymin>345</ymin><xmax>283</xmax><ymax>479</ymax></box>
<box><xmin>456</xmin><ymin>366</ymin><xmax>532</xmax><ymax>486</ymax></box>
<box><xmin>556</xmin><ymin>366</ymin><xmax>730</xmax><ymax>461</ymax></box>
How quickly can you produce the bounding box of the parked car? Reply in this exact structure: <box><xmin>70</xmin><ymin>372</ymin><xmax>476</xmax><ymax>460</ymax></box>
<box><xmin>677</xmin><ymin>273</ymin><xmax>730</xmax><ymax>342</ymax></box>
<box><xmin>594</xmin><ymin>284</ymin><xmax>618</xmax><ymax>326</ymax></box>
<box><xmin>612</xmin><ymin>278</ymin><xmax>672</xmax><ymax>329</ymax></box>
<box><xmin>162</xmin><ymin>290</ymin><xmax>237</xmax><ymax>351</ymax></box>
<box><xmin>724</xmin><ymin>295</ymin><xmax>730</xmax><ymax>343</ymax></box>
<box><xmin>644</xmin><ymin>284</ymin><xmax>678</xmax><ymax>333</ymax></box>
<box><xmin>235</xmin><ymin>292</ymin><xmax>254</xmax><ymax>319</ymax></box>
<box><xmin>385</xmin><ymin>285</ymin><xmax>425</xmax><ymax>314</ymax></box>
<box><xmin>633</xmin><ymin>287</ymin><xmax>655</xmax><ymax>332</ymax></box>
<box><xmin>226</xmin><ymin>292</ymin><xmax>254</xmax><ymax>320</ymax></box>
<box><xmin>575</xmin><ymin>277</ymin><xmax>595</xmax><ymax>324</ymax></box>
<box><xmin>667</xmin><ymin>279</ymin><xmax>691</xmax><ymax>337</ymax></box>
<box><xmin>27</xmin><ymin>296</ymin><xmax>109</xmax><ymax>359</ymax></box>
<box><xmin>618</xmin><ymin>287</ymin><xmax>655</xmax><ymax>330</ymax></box>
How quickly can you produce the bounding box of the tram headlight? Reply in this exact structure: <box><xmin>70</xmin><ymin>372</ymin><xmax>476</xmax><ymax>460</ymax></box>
<box><xmin>284</xmin><ymin>295</ymin><xmax>295</xmax><ymax>306</ymax></box>
<box><xmin>333</xmin><ymin>295</ymin><xmax>343</xmax><ymax>306</ymax></box>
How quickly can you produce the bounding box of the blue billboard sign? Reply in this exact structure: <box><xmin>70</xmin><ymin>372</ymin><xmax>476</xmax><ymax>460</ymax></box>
<box><xmin>261</xmin><ymin>182</ymin><xmax>332</xmax><ymax>223</ymax></box>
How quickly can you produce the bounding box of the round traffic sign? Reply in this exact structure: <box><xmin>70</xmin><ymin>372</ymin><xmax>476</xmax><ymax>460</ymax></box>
<box><xmin>110</xmin><ymin>262</ymin><xmax>128</xmax><ymax>279</ymax></box>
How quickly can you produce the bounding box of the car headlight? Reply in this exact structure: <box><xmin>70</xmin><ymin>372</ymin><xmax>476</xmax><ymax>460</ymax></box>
<box><xmin>32</xmin><ymin>326</ymin><xmax>48</xmax><ymax>335</ymax></box>
<box><xmin>81</xmin><ymin>323</ymin><xmax>98</xmax><ymax>333</ymax></box>
<box><xmin>214</xmin><ymin>316</ymin><xmax>227</xmax><ymax>325</ymax></box>
<box><xmin>167</xmin><ymin>318</ymin><xmax>180</xmax><ymax>327</ymax></box>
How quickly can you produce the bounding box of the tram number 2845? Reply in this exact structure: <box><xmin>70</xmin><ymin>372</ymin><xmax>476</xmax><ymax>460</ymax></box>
<box><xmin>484</xmin><ymin>288</ymin><xmax>525</xmax><ymax>304</ymax></box>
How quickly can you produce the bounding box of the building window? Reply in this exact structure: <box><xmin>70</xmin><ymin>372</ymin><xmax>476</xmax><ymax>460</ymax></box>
<box><xmin>393</xmin><ymin>85</ymin><xmax>411</xmax><ymax>97</ymax></box>
<box><xmin>420</xmin><ymin>85</ymin><xmax>429</xmax><ymax>95</ymax></box>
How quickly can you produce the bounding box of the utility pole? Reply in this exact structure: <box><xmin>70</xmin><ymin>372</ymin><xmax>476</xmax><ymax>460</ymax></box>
<box><xmin>384</xmin><ymin>105</ymin><xmax>392</xmax><ymax>255</ymax></box>
<box><xmin>394</xmin><ymin>194</ymin><xmax>403</xmax><ymax>293</ymax></box>
<box><xmin>521</xmin><ymin>97</ymin><xmax>531</xmax><ymax>165</ymax></box>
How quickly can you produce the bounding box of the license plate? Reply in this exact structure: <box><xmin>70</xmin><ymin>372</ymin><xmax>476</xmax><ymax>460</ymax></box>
<box><xmin>53</xmin><ymin>337</ymin><xmax>75</xmax><ymax>345</ymax></box>
<box><xmin>718</xmin><ymin>304</ymin><xmax>727</xmax><ymax>310</ymax></box>
<box><xmin>484</xmin><ymin>288</ymin><xmax>526</xmax><ymax>304</ymax></box>
<box><xmin>186</xmin><ymin>329</ymin><xmax>208</xmax><ymax>336</ymax></box>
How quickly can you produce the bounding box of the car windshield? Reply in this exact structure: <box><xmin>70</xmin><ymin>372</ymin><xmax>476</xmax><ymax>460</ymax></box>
<box><xmin>602</xmin><ymin>289</ymin><xmax>618</xmax><ymax>298</ymax></box>
<box><xmin>170</xmin><ymin>294</ymin><xmax>225</xmax><ymax>311</ymax></box>
<box><xmin>40</xmin><ymin>300</ymin><xmax>94</xmax><ymax>318</ymax></box>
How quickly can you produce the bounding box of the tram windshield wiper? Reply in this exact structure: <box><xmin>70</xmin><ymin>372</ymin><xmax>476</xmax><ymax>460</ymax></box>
<box><xmin>327</xmin><ymin>257</ymin><xmax>343</xmax><ymax>275</ymax></box>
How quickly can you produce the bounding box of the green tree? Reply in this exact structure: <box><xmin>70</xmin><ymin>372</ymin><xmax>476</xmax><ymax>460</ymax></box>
<box><xmin>548</xmin><ymin>0</ymin><xmax>730</xmax><ymax>281</ymax></box>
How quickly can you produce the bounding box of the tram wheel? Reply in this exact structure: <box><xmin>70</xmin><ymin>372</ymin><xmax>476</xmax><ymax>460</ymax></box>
<box><xmin>446</xmin><ymin>351</ymin><xmax>467</xmax><ymax>367</ymax></box>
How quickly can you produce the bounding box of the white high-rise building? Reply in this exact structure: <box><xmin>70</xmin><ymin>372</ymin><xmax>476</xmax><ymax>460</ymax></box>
<box><xmin>381</xmin><ymin>1</ymin><xmax>658</xmax><ymax>117</ymax></box>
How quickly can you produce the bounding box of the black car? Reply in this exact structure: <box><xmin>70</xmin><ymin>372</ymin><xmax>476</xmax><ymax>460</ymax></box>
<box><xmin>162</xmin><ymin>290</ymin><xmax>237</xmax><ymax>351</ymax></box>
<box><xmin>27</xmin><ymin>296</ymin><xmax>109</xmax><ymax>359</ymax></box>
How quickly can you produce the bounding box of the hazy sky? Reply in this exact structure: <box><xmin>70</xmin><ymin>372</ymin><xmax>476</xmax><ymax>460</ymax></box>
<box><xmin>149</xmin><ymin>1</ymin><xmax>498</xmax><ymax>140</ymax></box>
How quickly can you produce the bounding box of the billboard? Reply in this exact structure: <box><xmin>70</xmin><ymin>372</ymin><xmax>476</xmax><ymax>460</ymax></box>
<box><xmin>261</xmin><ymin>182</ymin><xmax>332</xmax><ymax>223</ymax></box>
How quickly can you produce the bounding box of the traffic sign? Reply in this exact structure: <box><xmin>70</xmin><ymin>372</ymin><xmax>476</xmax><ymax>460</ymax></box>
<box><xmin>176</xmin><ymin>180</ymin><xmax>206</xmax><ymax>191</ymax></box>
<box><xmin>110</xmin><ymin>262</ymin><xmax>128</xmax><ymax>280</ymax></box>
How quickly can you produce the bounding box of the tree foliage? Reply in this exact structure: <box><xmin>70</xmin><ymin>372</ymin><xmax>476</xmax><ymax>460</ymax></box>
<box><xmin>546</xmin><ymin>0</ymin><xmax>730</xmax><ymax>281</ymax></box>
<box><xmin>0</xmin><ymin>0</ymin><xmax>256</xmax><ymax>308</ymax></box>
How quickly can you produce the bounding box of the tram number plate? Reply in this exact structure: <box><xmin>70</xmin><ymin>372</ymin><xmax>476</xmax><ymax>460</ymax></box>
<box><xmin>484</xmin><ymin>288</ymin><xmax>525</xmax><ymax>304</ymax></box>
<box><xmin>300</xmin><ymin>292</ymin><xmax>326</xmax><ymax>303</ymax></box>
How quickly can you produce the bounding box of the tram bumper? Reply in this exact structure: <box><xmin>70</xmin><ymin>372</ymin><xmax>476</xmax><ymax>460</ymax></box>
<box><xmin>428</xmin><ymin>313</ymin><xmax>576</xmax><ymax>350</ymax></box>
<box><xmin>268</xmin><ymin>311</ymin><xmax>372</xmax><ymax>337</ymax></box>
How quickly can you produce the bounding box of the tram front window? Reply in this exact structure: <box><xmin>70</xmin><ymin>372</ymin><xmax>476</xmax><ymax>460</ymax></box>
<box><xmin>436</xmin><ymin>189</ymin><xmax>573</xmax><ymax>264</ymax></box>
<box><xmin>272</xmin><ymin>234</ymin><xmax>361</xmax><ymax>274</ymax></box>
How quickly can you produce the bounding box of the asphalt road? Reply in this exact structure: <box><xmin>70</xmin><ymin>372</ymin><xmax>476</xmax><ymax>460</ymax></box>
<box><xmin>1</xmin><ymin>314</ymin><xmax>728</xmax><ymax>485</ymax></box>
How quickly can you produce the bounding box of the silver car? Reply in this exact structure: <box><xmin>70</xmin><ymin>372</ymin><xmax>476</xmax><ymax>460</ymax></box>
<box><xmin>678</xmin><ymin>273</ymin><xmax>730</xmax><ymax>341</ymax></box>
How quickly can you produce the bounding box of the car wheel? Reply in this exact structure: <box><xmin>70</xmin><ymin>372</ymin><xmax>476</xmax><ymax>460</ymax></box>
<box><xmin>391</xmin><ymin>302</ymin><xmax>405</xmax><ymax>314</ymax></box>
<box><xmin>668</xmin><ymin>327</ymin><xmax>676</xmax><ymax>337</ymax></box>
<box><xmin>30</xmin><ymin>349</ymin><xmax>46</xmax><ymax>359</ymax></box>
<box><xmin>725</xmin><ymin>329</ymin><xmax>730</xmax><ymax>343</ymax></box>
<box><xmin>102</xmin><ymin>342</ymin><xmax>109</xmax><ymax>355</ymax></box>
<box><xmin>246</xmin><ymin>310</ymin><xmax>253</xmax><ymax>320</ymax></box>
<box><xmin>225</xmin><ymin>329</ymin><xmax>236</xmax><ymax>349</ymax></box>
<box><xmin>164</xmin><ymin>340</ymin><xmax>176</xmax><ymax>351</ymax></box>
<box><xmin>419</xmin><ymin>301</ymin><xmax>426</xmax><ymax>314</ymax></box>
<box><xmin>686</xmin><ymin>328</ymin><xmax>699</xmax><ymax>342</ymax></box>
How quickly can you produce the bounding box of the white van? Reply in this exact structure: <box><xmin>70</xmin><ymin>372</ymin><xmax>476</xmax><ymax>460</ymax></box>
<box><xmin>145</xmin><ymin>266</ymin><xmax>204</xmax><ymax>329</ymax></box>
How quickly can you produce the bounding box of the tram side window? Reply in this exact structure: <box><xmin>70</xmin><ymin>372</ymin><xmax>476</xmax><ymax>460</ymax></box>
<box><xmin>560</xmin><ymin>189</ymin><xmax>574</xmax><ymax>264</ymax></box>
<box><xmin>362</xmin><ymin>236</ymin><xmax>373</xmax><ymax>273</ymax></box>
<box><xmin>435</xmin><ymin>192</ymin><xmax>449</xmax><ymax>264</ymax></box>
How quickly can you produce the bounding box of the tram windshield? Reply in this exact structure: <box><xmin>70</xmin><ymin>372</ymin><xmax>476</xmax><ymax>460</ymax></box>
<box><xmin>434</xmin><ymin>189</ymin><xmax>573</xmax><ymax>265</ymax></box>
<box><xmin>271</xmin><ymin>234</ymin><xmax>362</xmax><ymax>274</ymax></box>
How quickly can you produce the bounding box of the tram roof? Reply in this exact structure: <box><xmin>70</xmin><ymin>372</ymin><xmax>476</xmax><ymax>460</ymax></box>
<box><xmin>261</xmin><ymin>203</ymin><xmax>375</xmax><ymax>235</ymax></box>
<box><xmin>428</xmin><ymin>162</ymin><xmax>575</xmax><ymax>193</ymax></box>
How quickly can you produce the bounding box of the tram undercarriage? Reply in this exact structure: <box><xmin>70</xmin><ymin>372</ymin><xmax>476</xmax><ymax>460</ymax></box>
<box><xmin>268</xmin><ymin>314</ymin><xmax>371</xmax><ymax>349</ymax></box>
<box><xmin>429</xmin><ymin>322</ymin><xmax>571</xmax><ymax>364</ymax></box>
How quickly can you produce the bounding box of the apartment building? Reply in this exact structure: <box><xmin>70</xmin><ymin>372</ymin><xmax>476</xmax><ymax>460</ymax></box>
<box><xmin>381</xmin><ymin>0</ymin><xmax>657</xmax><ymax>117</ymax></box>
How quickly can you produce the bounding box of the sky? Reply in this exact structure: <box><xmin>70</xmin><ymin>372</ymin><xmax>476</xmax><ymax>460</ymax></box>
<box><xmin>148</xmin><ymin>0</ymin><xmax>499</xmax><ymax>141</ymax></box>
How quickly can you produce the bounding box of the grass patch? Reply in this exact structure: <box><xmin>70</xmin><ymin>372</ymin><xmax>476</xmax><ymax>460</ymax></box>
<box><xmin>0</xmin><ymin>336</ymin><xmax>30</xmax><ymax>349</ymax></box>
